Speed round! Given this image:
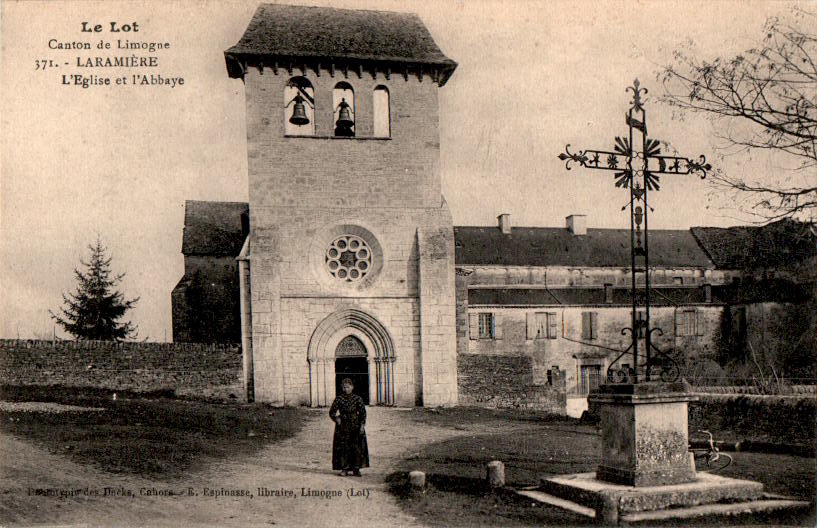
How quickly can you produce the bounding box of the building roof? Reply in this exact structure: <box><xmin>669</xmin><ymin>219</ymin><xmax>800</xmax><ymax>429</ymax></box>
<box><xmin>691</xmin><ymin>219</ymin><xmax>816</xmax><ymax>270</ymax></box>
<box><xmin>181</xmin><ymin>200</ymin><xmax>249</xmax><ymax>256</ymax></box>
<box><xmin>468</xmin><ymin>286</ymin><xmax>718</xmax><ymax>306</ymax></box>
<box><xmin>225</xmin><ymin>4</ymin><xmax>457</xmax><ymax>84</ymax></box>
<box><xmin>454</xmin><ymin>226</ymin><xmax>712</xmax><ymax>268</ymax></box>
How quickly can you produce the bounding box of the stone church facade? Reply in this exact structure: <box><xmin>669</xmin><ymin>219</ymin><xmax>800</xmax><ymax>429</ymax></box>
<box><xmin>218</xmin><ymin>4</ymin><xmax>457</xmax><ymax>407</ymax></box>
<box><xmin>172</xmin><ymin>4</ymin><xmax>816</xmax><ymax>409</ymax></box>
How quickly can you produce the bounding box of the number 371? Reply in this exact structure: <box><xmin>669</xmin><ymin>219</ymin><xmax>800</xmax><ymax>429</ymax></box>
<box><xmin>35</xmin><ymin>59</ymin><xmax>56</xmax><ymax>70</ymax></box>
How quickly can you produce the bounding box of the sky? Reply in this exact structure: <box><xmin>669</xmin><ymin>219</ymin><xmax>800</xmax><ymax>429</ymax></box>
<box><xmin>0</xmin><ymin>0</ymin><xmax>807</xmax><ymax>340</ymax></box>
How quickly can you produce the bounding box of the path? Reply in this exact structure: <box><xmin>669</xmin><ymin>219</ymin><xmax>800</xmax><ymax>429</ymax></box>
<box><xmin>0</xmin><ymin>407</ymin><xmax>469</xmax><ymax>527</ymax></box>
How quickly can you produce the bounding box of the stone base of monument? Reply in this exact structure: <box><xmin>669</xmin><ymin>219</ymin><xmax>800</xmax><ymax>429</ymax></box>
<box><xmin>522</xmin><ymin>473</ymin><xmax>808</xmax><ymax>524</ymax></box>
<box><xmin>518</xmin><ymin>382</ymin><xmax>810</xmax><ymax>524</ymax></box>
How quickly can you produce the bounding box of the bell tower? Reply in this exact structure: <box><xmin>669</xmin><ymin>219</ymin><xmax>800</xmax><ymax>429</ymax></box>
<box><xmin>226</xmin><ymin>4</ymin><xmax>458</xmax><ymax>407</ymax></box>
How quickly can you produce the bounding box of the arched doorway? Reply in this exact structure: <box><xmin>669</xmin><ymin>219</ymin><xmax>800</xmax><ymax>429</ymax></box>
<box><xmin>307</xmin><ymin>308</ymin><xmax>396</xmax><ymax>407</ymax></box>
<box><xmin>335</xmin><ymin>336</ymin><xmax>369</xmax><ymax>404</ymax></box>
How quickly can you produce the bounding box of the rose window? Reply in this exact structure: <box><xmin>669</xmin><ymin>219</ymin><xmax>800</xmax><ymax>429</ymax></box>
<box><xmin>325</xmin><ymin>235</ymin><xmax>372</xmax><ymax>282</ymax></box>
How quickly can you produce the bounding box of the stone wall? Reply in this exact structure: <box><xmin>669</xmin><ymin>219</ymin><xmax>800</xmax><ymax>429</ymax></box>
<box><xmin>0</xmin><ymin>339</ymin><xmax>243</xmax><ymax>401</ymax></box>
<box><xmin>689</xmin><ymin>393</ymin><xmax>816</xmax><ymax>446</ymax></box>
<box><xmin>457</xmin><ymin>353</ymin><xmax>565</xmax><ymax>412</ymax></box>
<box><xmin>463</xmin><ymin>304</ymin><xmax>722</xmax><ymax>396</ymax></box>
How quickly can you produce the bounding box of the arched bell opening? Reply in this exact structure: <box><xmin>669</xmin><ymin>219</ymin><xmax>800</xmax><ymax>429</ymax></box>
<box><xmin>333</xmin><ymin>82</ymin><xmax>355</xmax><ymax>137</ymax></box>
<box><xmin>284</xmin><ymin>76</ymin><xmax>315</xmax><ymax>136</ymax></box>
<box><xmin>307</xmin><ymin>309</ymin><xmax>395</xmax><ymax>407</ymax></box>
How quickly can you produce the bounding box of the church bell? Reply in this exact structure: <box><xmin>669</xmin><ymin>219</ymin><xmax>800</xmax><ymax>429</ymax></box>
<box><xmin>335</xmin><ymin>98</ymin><xmax>354</xmax><ymax>133</ymax></box>
<box><xmin>289</xmin><ymin>94</ymin><xmax>310</xmax><ymax>126</ymax></box>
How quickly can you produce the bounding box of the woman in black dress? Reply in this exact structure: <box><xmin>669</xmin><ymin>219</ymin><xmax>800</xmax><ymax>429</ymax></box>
<box><xmin>329</xmin><ymin>378</ymin><xmax>369</xmax><ymax>476</ymax></box>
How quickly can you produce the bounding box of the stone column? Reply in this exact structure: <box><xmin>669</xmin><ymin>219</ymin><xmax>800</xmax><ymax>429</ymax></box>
<box><xmin>589</xmin><ymin>382</ymin><xmax>697</xmax><ymax>487</ymax></box>
<box><xmin>238</xmin><ymin>254</ymin><xmax>254</xmax><ymax>402</ymax></box>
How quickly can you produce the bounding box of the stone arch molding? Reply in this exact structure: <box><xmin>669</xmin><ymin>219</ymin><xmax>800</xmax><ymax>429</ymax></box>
<box><xmin>307</xmin><ymin>308</ymin><xmax>396</xmax><ymax>407</ymax></box>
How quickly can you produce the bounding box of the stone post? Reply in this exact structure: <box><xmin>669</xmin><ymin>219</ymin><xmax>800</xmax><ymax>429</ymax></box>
<box><xmin>487</xmin><ymin>460</ymin><xmax>505</xmax><ymax>488</ymax></box>
<box><xmin>409</xmin><ymin>471</ymin><xmax>426</xmax><ymax>489</ymax></box>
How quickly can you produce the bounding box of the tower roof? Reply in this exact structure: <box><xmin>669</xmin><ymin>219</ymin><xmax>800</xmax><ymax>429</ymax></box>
<box><xmin>224</xmin><ymin>4</ymin><xmax>457</xmax><ymax>84</ymax></box>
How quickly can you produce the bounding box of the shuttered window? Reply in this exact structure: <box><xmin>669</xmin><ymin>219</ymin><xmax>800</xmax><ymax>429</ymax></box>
<box><xmin>675</xmin><ymin>309</ymin><xmax>697</xmax><ymax>337</ymax></box>
<box><xmin>526</xmin><ymin>312</ymin><xmax>557</xmax><ymax>339</ymax></box>
<box><xmin>581</xmin><ymin>312</ymin><xmax>598</xmax><ymax>340</ymax></box>
<box><xmin>526</xmin><ymin>312</ymin><xmax>547</xmax><ymax>339</ymax></box>
<box><xmin>696</xmin><ymin>311</ymin><xmax>707</xmax><ymax>336</ymax></box>
<box><xmin>469</xmin><ymin>312</ymin><xmax>497</xmax><ymax>340</ymax></box>
<box><xmin>547</xmin><ymin>312</ymin><xmax>558</xmax><ymax>339</ymax></box>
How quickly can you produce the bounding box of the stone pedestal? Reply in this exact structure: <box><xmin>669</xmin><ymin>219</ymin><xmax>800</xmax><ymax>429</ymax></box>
<box><xmin>527</xmin><ymin>381</ymin><xmax>806</xmax><ymax>524</ymax></box>
<box><xmin>589</xmin><ymin>382</ymin><xmax>696</xmax><ymax>487</ymax></box>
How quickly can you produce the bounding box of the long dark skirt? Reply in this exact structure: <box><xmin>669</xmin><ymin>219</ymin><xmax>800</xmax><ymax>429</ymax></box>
<box><xmin>332</xmin><ymin>427</ymin><xmax>370</xmax><ymax>470</ymax></box>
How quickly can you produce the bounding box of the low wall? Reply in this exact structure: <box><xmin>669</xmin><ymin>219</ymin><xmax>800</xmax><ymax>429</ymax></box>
<box><xmin>0</xmin><ymin>339</ymin><xmax>243</xmax><ymax>401</ymax></box>
<box><xmin>691</xmin><ymin>385</ymin><xmax>815</xmax><ymax>395</ymax></box>
<box><xmin>457</xmin><ymin>353</ymin><xmax>565</xmax><ymax>412</ymax></box>
<box><xmin>689</xmin><ymin>393</ymin><xmax>815</xmax><ymax>447</ymax></box>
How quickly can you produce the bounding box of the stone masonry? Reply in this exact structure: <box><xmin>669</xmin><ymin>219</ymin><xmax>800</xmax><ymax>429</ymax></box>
<box><xmin>0</xmin><ymin>339</ymin><xmax>243</xmax><ymax>400</ymax></box>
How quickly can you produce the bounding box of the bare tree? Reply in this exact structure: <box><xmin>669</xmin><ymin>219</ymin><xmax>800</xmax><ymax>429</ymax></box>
<box><xmin>659</xmin><ymin>7</ymin><xmax>816</xmax><ymax>222</ymax></box>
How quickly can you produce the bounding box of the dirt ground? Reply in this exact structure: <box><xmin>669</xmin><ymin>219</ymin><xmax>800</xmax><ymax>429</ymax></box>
<box><xmin>0</xmin><ymin>407</ymin><xmax>499</xmax><ymax>528</ymax></box>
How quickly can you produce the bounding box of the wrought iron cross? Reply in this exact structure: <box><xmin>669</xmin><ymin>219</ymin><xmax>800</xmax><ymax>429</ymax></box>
<box><xmin>558</xmin><ymin>79</ymin><xmax>711</xmax><ymax>384</ymax></box>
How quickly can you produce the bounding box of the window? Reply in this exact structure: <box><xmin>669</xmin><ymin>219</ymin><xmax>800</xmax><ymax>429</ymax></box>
<box><xmin>675</xmin><ymin>309</ymin><xmax>707</xmax><ymax>337</ymax></box>
<box><xmin>673</xmin><ymin>276</ymin><xmax>684</xmax><ymax>285</ymax></box>
<box><xmin>478</xmin><ymin>313</ymin><xmax>494</xmax><ymax>339</ymax></box>
<box><xmin>547</xmin><ymin>365</ymin><xmax>560</xmax><ymax>385</ymax></box>
<box><xmin>284</xmin><ymin>77</ymin><xmax>315</xmax><ymax>136</ymax></box>
<box><xmin>526</xmin><ymin>312</ymin><xmax>558</xmax><ymax>340</ymax></box>
<box><xmin>581</xmin><ymin>312</ymin><xmax>598</xmax><ymax>340</ymax></box>
<box><xmin>373</xmin><ymin>86</ymin><xmax>390</xmax><ymax>138</ymax></box>
<box><xmin>325</xmin><ymin>235</ymin><xmax>372</xmax><ymax>283</ymax></box>
<box><xmin>677</xmin><ymin>310</ymin><xmax>695</xmax><ymax>336</ymax></box>
<box><xmin>580</xmin><ymin>364</ymin><xmax>602</xmax><ymax>395</ymax></box>
<box><xmin>333</xmin><ymin>82</ymin><xmax>355</xmax><ymax>137</ymax></box>
<box><xmin>469</xmin><ymin>312</ymin><xmax>499</xmax><ymax>340</ymax></box>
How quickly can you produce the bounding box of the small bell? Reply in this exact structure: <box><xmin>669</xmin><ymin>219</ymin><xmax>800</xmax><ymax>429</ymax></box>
<box><xmin>335</xmin><ymin>98</ymin><xmax>354</xmax><ymax>136</ymax></box>
<box><xmin>289</xmin><ymin>94</ymin><xmax>310</xmax><ymax>126</ymax></box>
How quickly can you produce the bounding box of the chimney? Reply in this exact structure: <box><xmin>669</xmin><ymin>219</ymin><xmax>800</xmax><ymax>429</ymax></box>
<box><xmin>497</xmin><ymin>213</ymin><xmax>511</xmax><ymax>234</ymax></box>
<box><xmin>566</xmin><ymin>214</ymin><xmax>587</xmax><ymax>235</ymax></box>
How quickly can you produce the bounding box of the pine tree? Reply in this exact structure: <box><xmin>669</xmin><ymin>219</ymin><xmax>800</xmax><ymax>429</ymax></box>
<box><xmin>50</xmin><ymin>237</ymin><xmax>139</xmax><ymax>340</ymax></box>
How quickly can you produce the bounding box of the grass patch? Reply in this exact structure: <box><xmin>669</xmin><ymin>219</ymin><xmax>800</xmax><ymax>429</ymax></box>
<box><xmin>0</xmin><ymin>385</ymin><xmax>303</xmax><ymax>479</ymax></box>
<box><xmin>389</xmin><ymin>409</ymin><xmax>816</xmax><ymax>527</ymax></box>
<box><xmin>405</xmin><ymin>406</ymin><xmax>580</xmax><ymax>429</ymax></box>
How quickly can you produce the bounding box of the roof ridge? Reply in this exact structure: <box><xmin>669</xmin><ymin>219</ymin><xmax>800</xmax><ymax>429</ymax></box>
<box><xmin>185</xmin><ymin>199</ymin><xmax>248</xmax><ymax>205</ymax></box>
<box><xmin>454</xmin><ymin>225</ymin><xmax>693</xmax><ymax>232</ymax></box>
